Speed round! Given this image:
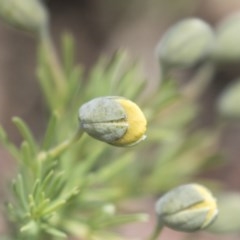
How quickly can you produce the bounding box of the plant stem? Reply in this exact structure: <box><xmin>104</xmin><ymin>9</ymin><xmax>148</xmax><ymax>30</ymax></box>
<box><xmin>49</xmin><ymin>129</ymin><xmax>84</xmax><ymax>158</ymax></box>
<box><xmin>38</xmin><ymin>129</ymin><xmax>84</xmax><ymax>161</ymax></box>
<box><xmin>147</xmin><ymin>220</ymin><xmax>164</xmax><ymax>240</ymax></box>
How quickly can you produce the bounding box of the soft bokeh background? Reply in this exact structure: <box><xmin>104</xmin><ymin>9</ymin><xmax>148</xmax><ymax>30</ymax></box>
<box><xmin>1</xmin><ymin>0</ymin><xmax>240</xmax><ymax>239</ymax></box>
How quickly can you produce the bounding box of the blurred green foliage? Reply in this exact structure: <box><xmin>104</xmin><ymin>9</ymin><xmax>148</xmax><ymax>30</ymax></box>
<box><xmin>1</xmin><ymin>1</ymin><xmax>240</xmax><ymax>239</ymax></box>
<box><xmin>0</xmin><ymin>33</ymin><xmax>221</xmax><ymax>240</ymax></box>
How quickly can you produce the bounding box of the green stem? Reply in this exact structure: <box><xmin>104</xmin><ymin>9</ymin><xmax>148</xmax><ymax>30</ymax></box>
<box><xmin>38</xmin><ymin>129</ymin><xmax>84</xmax><ymax>161</ymax></box>
<box><xmin>147</xmin><ymin>220</ymin><xmax>164</xmax><ymax>240</ymax></box>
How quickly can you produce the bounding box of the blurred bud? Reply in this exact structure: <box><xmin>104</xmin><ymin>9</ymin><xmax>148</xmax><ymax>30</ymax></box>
<box><xmin>208</xmin><ymin>193</ymin><xmax>240</xmax><ymax>233</ymax></box>
<box><xmin>102</xmin><ymin>204</ymin><xmax>116</xmax><ymax>215</ymax></box>
<box><xmin>155</xmin><ymin>183</ymin><xmax>218</xmax><ymax>232</ymax></box>
<box><xmin>212</xmin><ymin>13</ymin><xmax>240</xmax><ymax>63</ymax></box>
<box><xmin>0</xmin><ymin>0</ymin><xmax>48</xmax><ymax>35</ymax></box>
<box><xmin>78</xmin><ymin>96</ymin><xmax>147</xmax><ymax>147</ymax></box>
<box><xmin>156</xmin><ymin>18</ymin><xmax>214</xmax><ymax>69</ymax></box>
<box><xmin>217</xmin><ymin>78</ymin><xmax>240</xmax><ymax>118</ymax></box>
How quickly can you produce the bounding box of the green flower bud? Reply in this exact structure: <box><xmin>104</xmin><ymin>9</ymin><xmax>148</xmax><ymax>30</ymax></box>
<box><xmin>78</xmin><ymin>96</ymin><xmax>147</xmax><ymax>147</ymax></box>
<box><xmin>155</xmin><ymin>183</ymin><xmax>218</xmax><ymax>232</ymax></box>
<box><xmin>156</xmin><ymin>18</ymin><xmax>214</xmax><ymax>69</ymax></box>
<box><xmin>0</xmin><ymin>0</ymin><xmax>48</xmax><ymax>35</ymax></box>
<box><xmin>217</xmin><ymin>78</ymin><xmax>240</xmax><ymax>118</ymax></box>
<box><xmin>212</xmin><ymin>13</ymin><xmax>240</xmax><ymax>63</ymax></box>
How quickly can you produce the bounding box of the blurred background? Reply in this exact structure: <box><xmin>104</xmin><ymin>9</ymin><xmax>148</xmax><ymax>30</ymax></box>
<box><xmin>1</xmin><ymin>0</ymin><xmax>240</xmax><ymax>239</ymax></box>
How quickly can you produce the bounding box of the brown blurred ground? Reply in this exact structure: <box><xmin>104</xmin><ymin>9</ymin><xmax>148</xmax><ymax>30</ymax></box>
<box><xmin>1</xmin><ymin>0</ymin><xmax>240</xmax><ymax>239</ymax></box>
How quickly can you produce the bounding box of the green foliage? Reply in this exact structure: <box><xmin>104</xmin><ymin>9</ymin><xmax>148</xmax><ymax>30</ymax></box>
<box><xmin>2</xmin><ymin>11</ymin><xmax>240</xmax><ymax>239</ymax></box>
<box><xmin>0</xmin><ymin>33</ymin><xmax>222</xmax><ymax>240</ymax></box>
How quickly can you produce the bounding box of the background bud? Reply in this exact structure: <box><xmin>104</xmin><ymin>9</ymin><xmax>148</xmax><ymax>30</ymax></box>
<box><xmin>78</xmin><ymin>96</ymin><xmax>147</xmax><ymax>147</ymax></box>
<box><xmin>217</xmin><ymin>78</ymin><xmax>240</xmax><ymax>118</ymax></box>
<box><xmin>0</xmin><ymin>0</ymin><xmax>48</xmax><ymax>35</ymax></box>
<box><xmin>155</xmin><ymin>183</ymin><xmax>218</xmax><ymax>232</ymax></box>
<box><xmin>212</xmin><ymin>13</ymin><xmax>240</xmax><ymax>63</ymax></box>
<box><xmin>156</xmin><ymin>18</ymin><xmax>214</xmax><ymax>69</ymax></box>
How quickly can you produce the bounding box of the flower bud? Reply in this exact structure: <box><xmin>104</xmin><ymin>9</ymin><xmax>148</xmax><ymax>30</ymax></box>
<box><xmin>156</xmin><ymin>18</ymin><xmax>214</xmax><ymax>69</ymax></box>
<box><xmin>217</xmin><ymin>78</ymin><xmax>240</xmax><ymax>118</ymax></box>
<box><xmin>155</xmin><ymin>183</ymin><xmax>218</xmax><ymax>232</ymax></box>
<box><xmin>212</xmin><ymin>13</ymin><xmax>240</xmax><ymax>63</ymax></box>
<box><xmin>0</xmin><ymin>0</ymin><xmax>48</xmax><ymax>35</ymax></box>
<box><xmin>78</xmin><ymin>96</ymin><xmax>147</xmax><ymax>147</ymax></box>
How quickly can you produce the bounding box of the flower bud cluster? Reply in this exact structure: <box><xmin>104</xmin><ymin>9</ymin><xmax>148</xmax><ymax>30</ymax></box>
<box><xmin>156</xmin><ymin>14</ymin><xmax>240</xmax><ymax>69</ymax></box>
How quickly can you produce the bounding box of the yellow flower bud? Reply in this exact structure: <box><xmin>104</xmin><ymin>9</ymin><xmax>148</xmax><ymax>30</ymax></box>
<box><xmin>155</xmin><ymin>183</ymin><xmax>218</xmax><ymax>232</ymax></box>
<box><xmin>78</xmin><ymin>96</ymin><xmax>147</xmax><ymax>147</ymax></box>
<box><xmin>0</xmin><ymin>0</ymin><xmax>48</xmax><ymax>35</ymax></box>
